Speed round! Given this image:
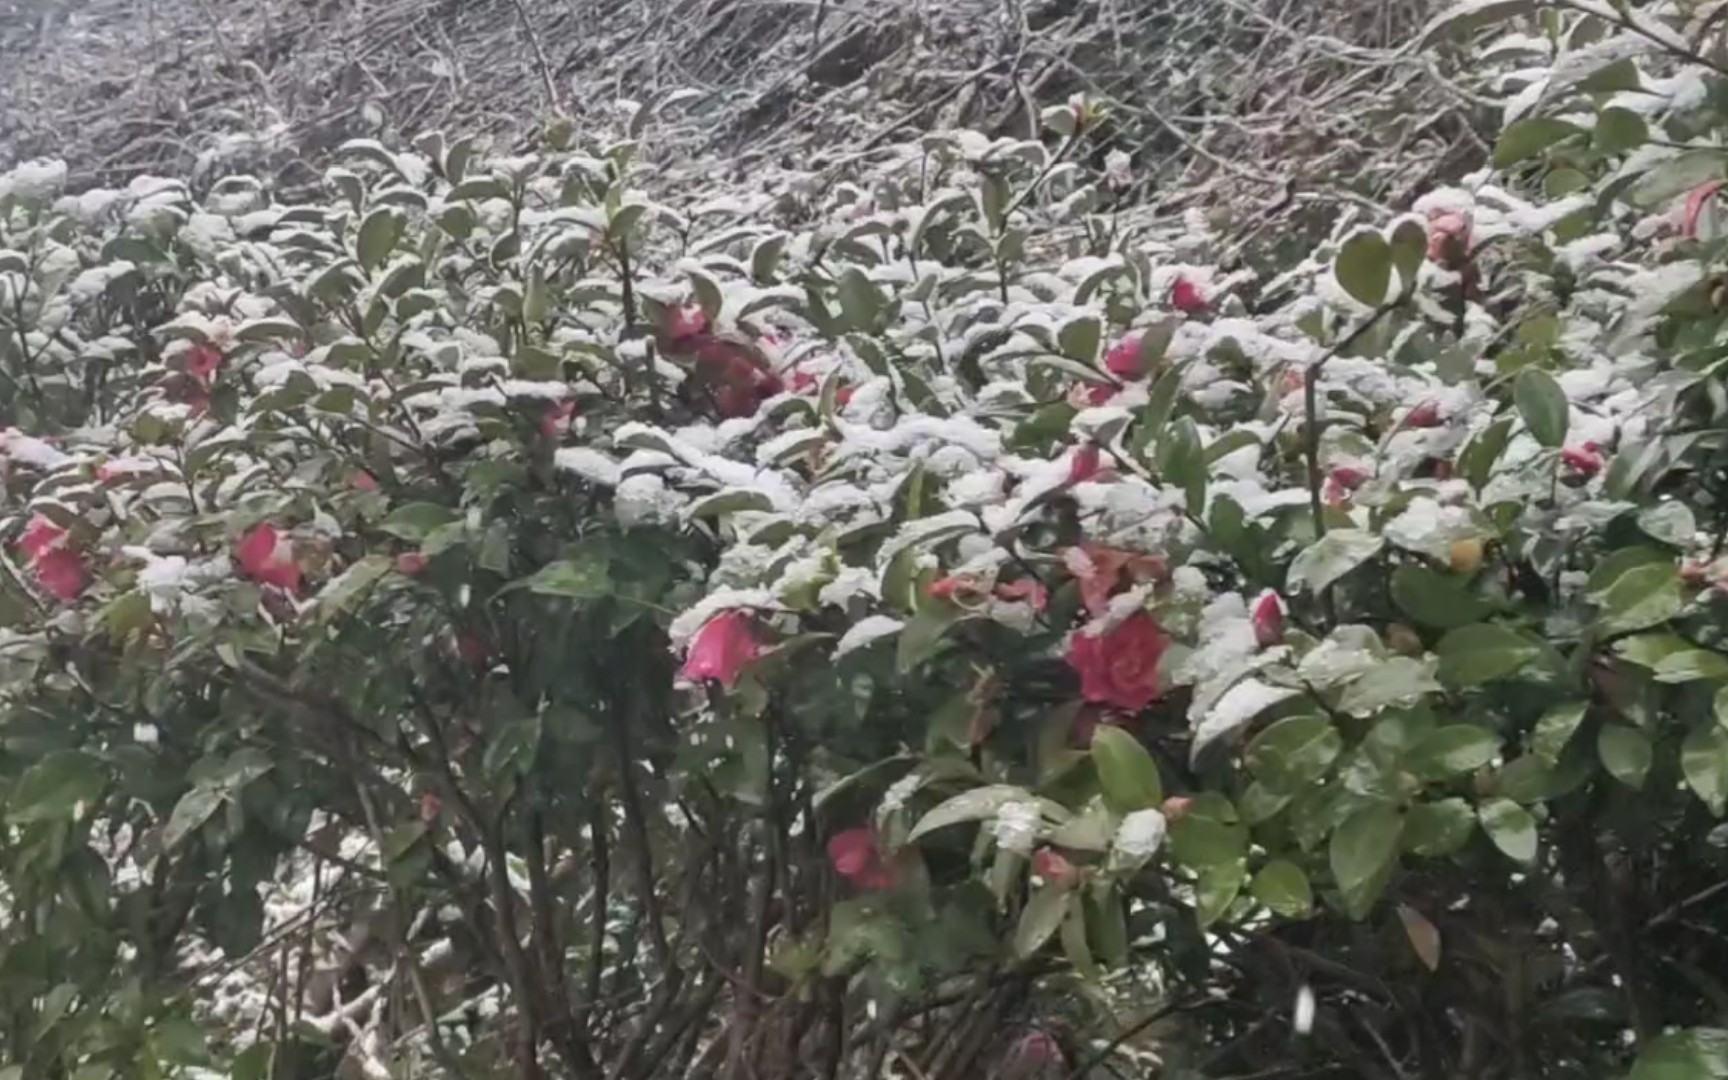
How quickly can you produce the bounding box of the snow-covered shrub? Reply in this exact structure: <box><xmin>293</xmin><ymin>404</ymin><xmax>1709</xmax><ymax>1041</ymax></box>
<box><xmin>5</xmin><ymin>7</ymin><xmax>1728</xmax><ymax>1075</ymax></box>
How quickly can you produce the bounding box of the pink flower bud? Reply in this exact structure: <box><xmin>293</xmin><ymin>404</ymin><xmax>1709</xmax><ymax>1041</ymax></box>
<box><xmin>1252</xmin><ymin>590</ymin><xmax>1285</xmax><ymax>648</ymax></box>
<box><xmin>1403</xmin><ymin>400</ymin><xmax>1442</xmax><ymax>429</ymax></box>
<box><xmin>395</xmin><ymin>552</ymin><xmax>430</xmax><ymax>576</ymax></box>
<box><xmin>1561</xmin><ymin>443</ymin><xmax>1604</xmax><ymax>477</ymax></box>
<box><xmin>1032</xmin><ymin>848</ymin><xmax>1079</xmax><ymax>888</ymax></box>
<box><xmin>1170</xmin><ymin>277</ymin><xmax>1208</xmax><ymax>315</ymax></box>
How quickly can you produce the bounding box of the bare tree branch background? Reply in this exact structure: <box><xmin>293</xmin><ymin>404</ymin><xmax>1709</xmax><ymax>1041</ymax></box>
<box><xmin>0</xmin><ymin>0</ymin><xmax>1484</xmax><ymax>229</ymax></box>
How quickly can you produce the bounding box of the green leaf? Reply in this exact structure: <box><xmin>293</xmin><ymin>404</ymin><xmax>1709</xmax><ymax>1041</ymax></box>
<box><xmin>1419</xmin><ymin>0</ymin><xmax>1537</xmax><ymax>46</ymax></box>
<box><xmin>909</xmin><ymin>786</ymin><xmax>1041</xmax><ymax>842</ymax></box>
<box><xmin>1595</xmin><ymin>107</ymin><xmax>1649</xmax><ymax>155</ymax></box>
<box><xmin>1090</xmin><ymin>726</ymin><xmax>1162</xmax><ymax>815</ymax></box>
<box><xmin>1626</xmin><ymin>1027</ymin><xmax>1728</xmax><ymax>1080</ymax></box>
<box><xmin>10</xmin><ymin>752</ymin><xmax>105</xmax><ymax>823</ymax></box>
<box><xmin>527</xmin><ymin>551</ymin><xmax>612</xmax><ymax>600</ymax></box>
<box><xmin>1638</xmin><ymin>502</ymin><xmax>1697</xmax><ymax>548</ymax></box>
<box><xmin>1588</xmin><ymin>547</ymin><xmax>1674</xmax><ymax>596</ymax></box>
<box><xmin>161</xmin><ymin>786</ymin><xmax>224</xmax><ymax>849</ymax></box>
<box><xmin>1338</xmin><ymin>657</ymin><xmax>1442</xmax><ymax>718</ymax></box>
<box><xmin>356</xmin><ymin>207</ymin><xmax>405</xmax><ymax>270</ymax></box>
<box><xmin>1532</xmin><ymin>702</ymin><xmax>1588</xmax><ymax>763</ymax></box>
<box><xmin>379</xmin><ymin>502</ymin><xmax>459</xmax><ymax>542</ymax></box>
<box><xmin>1251</xmin><ymin>859</ymin><xmax>1313</xmax><ymax>918</ymax></box>
<box><xmin>313</xmin><ymin>554</ymin><xmax>391</xmax><ymax>619</ymax></box>
<box><xmin>1494</xmin><ymin>118</ymin><xmax>1583</xmax><ymax>168</ymax></box>
<box><xmin>1409</xmin><ymin>725</ymin><xmax>1501</xmax><ymax>781</ymax></box>
<box><xmin>1628</xmin><ymin>151</ymin><xmax>1728</xmax><ymax>208</ymax></box>
<box><xmin>1458</xmin><ymin>417</ymin><xmax>1514</xmax><ymax>489</ymax></box>
<box><xmin>1478</xmin><ymin>798</ymin><xmax>1537</xmax><ymax>864</ymax></box>
<box><xmin>897</xmin><ymin>609</ymin><xmax>959</xmax><ymax>673</ymax></box>
<box><xmin>1167</xmin><ymin>795</ymin><xmax>1247</xmax><ymax>869</ymax></box>
<box><xmin>1654</xmin><ymin>649</ymin><xmax>1728</xmax><ymax>684</ymax></box>
<box><xmin>1335</xmin><ymin>228</ymin><xmax>1392</xmax><ymax>307</ymax></box>
<box><xmin>1388</xmin><ymin>218</ymin><xmax>1427</xmax><ymax>291</ymax></box>
<box><xmin>1246</xmin><ymin>715</ymin><xmax>1343</xmax><ymax>792</ymax></box>
<box><xmin>836</xmin><ymin>268</ymin><xmax>884</xmax><ymax>331</ymax></box>
<box><xmin>1683</xmin><ymin>724</ymin><xmax>1728</xmax><ymax>816</ymax></box>
<box><xmin>1597</xmin><ymin>562</ymin><xmax>1683</xmax><ymax>634</ymax></box>
<box><xmin>1058</xmin><ymin>315</ymin><xmax>1102</xmax><ymax>364</ymax></box>
<box><xmin>1156</xmin><ymin>418</ymin><xmax>1207</xmax><ymax>510</ymax></box>
<box><xmin>1287</xmin><ymin>530</ymin><xmax>1383</xmax><ymax>594</ymax></box>
<box><xmin>1405</xmin><ymin>798</ymin><xmax>1476</xmax><ymax>857</ymax></box>
<box><xmin>1329</xmin><ymin>804</ymin><xmax>1402</xmax><ymax>919</ymax></box>
<box><xmin>1599</xmin><ymin>725</ymin><xmax>1653</xmax><ymax>789</ymax></box>
<box><xmin>1513</xmin><ymin>368</ymin><xmax>1569</xmax><ymax>448</ymax></box>
<box><xmin>1014</xmin><ymin>887</ymin><xmax>1072</xmax><ymax>959</ymax></box>
<box><xmin>1392</xmin><ymin>565</ymin><xmax>1492</xmax><ymax>629</ymax></box>
<box><xmin>1436</xmin><ymin>624</ymin><xmax>1540</xmax><ymax>687</ymax></box>
<box><xmin>1196</xmin><ymin>861</ymin><xmax>1245</xmax><ymax>927</ymax></box>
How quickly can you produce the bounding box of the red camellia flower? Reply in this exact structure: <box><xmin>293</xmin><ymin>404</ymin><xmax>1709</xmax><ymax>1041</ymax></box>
<box><xmin>395</xmin><ymin>552</ymin><xmax>430</xmax><ymax>576</ymax></box>
<box><xmin>1252</xmin><ymin>590</ymin><xmax>1285</xmax><ymax>648</ymax></box>
<box><xmin>540</xmin><ymin>399</ymin><xmax>577</xmax><ymax>438</ymax></box>
<box><xmin>1065</xmin><ymin>612</ymin><xmax>1170</xmax><ymax>712</ymax></box>
<box><xmin>1032</xmin><ymin>847</ymin><xmax>1079</xmax><ymax>888</ymax></box>
<box><xmin>1170</xmin><ymin>277</ymin><xmax>1208</xmax><ymax>315</ymax></box>
<box><xmin>17</xmin><ymin>516</ymin><xmax>88</xmax><ymax>601</ymax></box>
<box><xmin>1066</xmin><ymin>443</ymin><xmax>1103</xmax><ymax>486</ymax></box>
<box><xmin>682</xmin><ymin>610</ymin><xmax>765</xmax><ymax>689</ymax></box>
<box><xmin>185</xmin><ymin>343</ymin><xmax>224</xmax><ymax>381</ymax></box>
<box><xmin>1426</xmin><ymin>210</ymin><xmax>1473</xmax><ymax>270</ymax></box>
<box><xmin>827</xmin><ymin>827</ymin><xmax>896</xmax><ymax>890</ymax></box>
<box><xmin>1684</xmin><ymin>180</ymin><xmax>1726</xmax><ymax>239</ymax></box>
<box><xmin>928</xmin><ymin>573</ymin><xmax>985</xmax><ymax>602</ymax></box>
<box><xmin>1403</xmin><ymin>400</ymin><xmax>1443</xmax><ymax>429</ymax></box>
<box><xmin>352</xmin><ymin>470</ymin><xmax>380</xmax><ymax>492</ymax></box>
<box><xmin>1104</xmin><ymin>333</ymin><xmax>1145</xmax><ymax>379</ymax></box>
<box><xmin>235</xmin><ymin>523</ymin><xmax>302</xmax><ymax>593</ymax></box>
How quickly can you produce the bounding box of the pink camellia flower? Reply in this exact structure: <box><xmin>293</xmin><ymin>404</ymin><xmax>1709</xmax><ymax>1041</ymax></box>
<box><xmin>19</xmin><ymin>515</ymin><xmax>65</xmax><ymax>561</ymax></box>
<box><xmin>1032</xmin><ymin>848</ymin><xmax>1079</xmax><ymax>888</ymax></box>
<box><xmin>1252</xmin><ymin>590</ymin><xmax>1285</xmax><ymax>648</ymax></box>
<box><xmin>666</xmin><ymin>304</ymin><xmax>709</xmax><ymax>343</ymax></box>
<box><xmin>1561</xmin><ymin>442</ymin><xmax>1605</xmax><ymax>477</ymax></box>
<box><xmin>1426</xmin><ymin>210</ymin><xmax>1473</xmax><ymax>270</ymax></box>
<box><xmin>827</xmin><ymin>827</ymin><xmax>896</xmax><ymax>890</ymax></box>
<box><xmin>1330</xmin><ymin>465</ymin><xmax>1369</xmax><ymax>491</ymax></box>
<box><xmin>1170</xmin><ymin>277</ymin><xmax>1208</xmax><ymax>315</ymax></box>
<box><xmin>1064</xmin><ymin>543</ymin><xmax>1167</xmax><ymax>617</ymax></box>
<box><xmin>1403</xmin><ymin>400</ymin><xmax>1443</xmax><ymax>429</ymax></box>
<box><xmin>1066</xmin><ymin>443</ymin><xmax>1103</xmax><ymax>486</ymax></box>
<box><xmin>1104</xmin><ymin>333</ymin><xmax>1145</xmax><ymax>379</ymax></box>
<box><xmin>395</xmin><ymin>552</ymin><xmax>430</xmax><ymax>576</ymax></box>
<box><xmin>994</xmin><ymin>578</ymin><xmax>1049</xmax><ymax>612</ymax></box>
<box><xmin>682</xmin><ymin>610</ymin><xmax>765</xmax><ymax>689</ymax></box>
<box><xmin>928</xmin><ymin>573</ymin><xmax>985</xmax><ymax>603</ymax></box>
<box><xmin>185</xmin><ymin>343</ymin><xmax>224</xmax><ymax>381</ymax></box>
<box><xmin>352</xmin><ymin>470</ymin><xmax>380</xmax><ymax>492</ymax></box>
<box><xmin>540</xmin><ymin>399</ymin><xmax>577</xmax><ymax>438</ymax></box>
<box><xmin>235</xmin><ymin>523</ymin><xmax>302</xmax><ymax>593</ymax></box>
<box><xmin>1065</xmin><ymin>612</ymin><xmax>1170</xmax><ymax>712</ymax></box>
<box><xmin>1683</xmin><ymin>180</ymin><xmax>1725</xmax><ymax>239</ymax></box>
<box><xmin>790</xmin><ymin>368</ymin><xmax>818</xmax><ymax>394</ymax></box>
<box><xmin>1162</xmin><ymin>795</ymin><xmax>1194</xmax><ymax>820</ymax></box>
<box><xmin>33</xmin><ymin>549</ymin><xmax>90</xmax><ymax>601</ymax></box>
<box><xmin>1008</xmin><ymin>1030</ymin><xmax>1068</xmax><ymax>1072</ymax></box>
<box><xmin>17</xmin><ymin>516</ymin><xmax>88</xmax><ymax>601</ymax></box>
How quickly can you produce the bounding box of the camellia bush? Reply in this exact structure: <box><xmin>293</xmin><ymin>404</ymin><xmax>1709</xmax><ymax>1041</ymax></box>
<box><xmin>10</xmin><ymin>3</ymin><xmax>1728</xmax><ymax>1079</ymax></box>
